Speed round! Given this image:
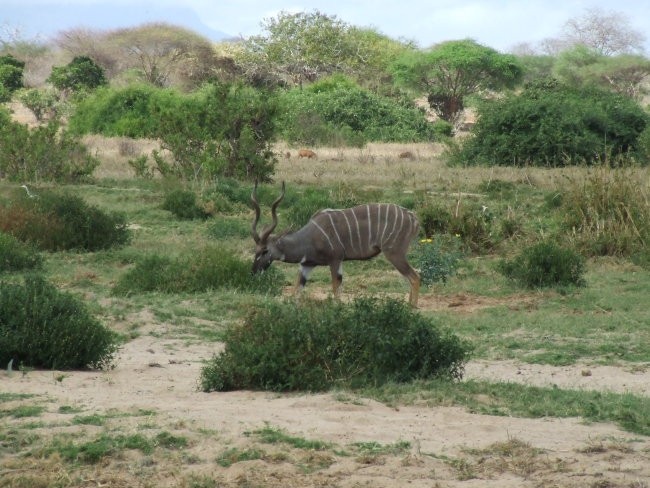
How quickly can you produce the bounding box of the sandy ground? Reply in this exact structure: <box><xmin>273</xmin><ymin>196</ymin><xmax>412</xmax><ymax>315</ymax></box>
<box><xmin>2</xmin><ymin>331</ymin><xmax>649</xmax><ymax>487</ymax></box>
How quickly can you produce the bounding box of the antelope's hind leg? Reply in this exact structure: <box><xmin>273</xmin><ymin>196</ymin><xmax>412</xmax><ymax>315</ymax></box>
<box><xmin>329</xmin><ymin>261</ymin><xmax>343</xmax><ymax>297</ymax></box>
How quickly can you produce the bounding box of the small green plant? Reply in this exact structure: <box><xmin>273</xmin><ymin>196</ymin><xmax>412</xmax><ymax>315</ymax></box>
<box><xmin>127</xmin><ymin>155</ymin><xmax>155</xmax><ymax>178</ymax></box>
<box><xmin>161</xmin><ymin>189</ymin><xmax>209</xmax><ymax>220</ymax></box>
<box><xmin>252</xmin><ymin>425</ymin><xmax>331</xmax><ymax>450</ymax></box>
<box><xmin>0</xmin><ymin>275</ymin><xmax>119</xmax><ymax>370</ymax></box>
<box><xmin>411</xmin><ymin>237</ymin><xmax>461</xmax><ymax>286</ymax></box>
<box><xmin>498</xmin><ymin>241</ymin><xmax>586</xmax><ymax>288</ymax></box>
<box><xmin>112</xmin><ymin>246</ymin><xmax>283</xmax><ymax>295</ymax></box>
<box><xmin>200</xmin><ymin>296</ymin><xmax>472</xmax><ymax>392</ymax></box>
<box><xmin>216</xmin><ymin>447</ymin><xmax>265</xmax><ymax>467</ymax></box>
<box><xmin>0</xmin><ymin>232</ymin><xmax>43</xmax><ymax>272</ymax></box>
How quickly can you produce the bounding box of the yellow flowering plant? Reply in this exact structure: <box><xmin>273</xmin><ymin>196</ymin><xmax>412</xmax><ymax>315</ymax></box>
<box><xmin>412</xmin><ymin>235</ymin><xmax>461</xmax><ymax>286</ymax></box>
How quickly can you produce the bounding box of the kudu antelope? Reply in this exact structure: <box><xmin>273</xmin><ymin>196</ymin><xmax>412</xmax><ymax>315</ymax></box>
<box><xmin>251</xmin><ymin>182</ymin><xmax>421</xmax><ymax>306</ymax></box>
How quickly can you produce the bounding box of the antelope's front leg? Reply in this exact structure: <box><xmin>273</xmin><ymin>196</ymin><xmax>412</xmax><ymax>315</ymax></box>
<box><xmin>295</xmin><ymin>264</ymin><xmax>314</xmax><ymax>294</ymax></box>
<box><xmin>329</xmin><ymin>261</ymin><xmax>343</xmax><ymax>296</ymax></box>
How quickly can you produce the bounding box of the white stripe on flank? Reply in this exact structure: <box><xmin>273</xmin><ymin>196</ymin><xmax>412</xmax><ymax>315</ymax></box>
<box><xmin>381</xmin><ymin>204</ymin><xmax>391</xmax><ymax>244</ymax></box>
<box><xmin>351</xmin><ymin>207</ymin><xmax>363</xmax><ymax>251</ymax></box>
<box><xmin>396</xmin><ymin>206</ymin><xmax>404</xmax><ymax>240</ymax></box>
<box><xmin>340</xmin><ymin>210</ymin><xmax>357</xmax><ymax>255</ymax></box>
<box><xmin>366</xmin><ymin>204</ymin><xmax>371</xmax><ymax>246</ymax></box>
<box><xmin>310</xmin><ymin>220</ymin><xmax>334</xmax><ymax>251</ymax></box>
<box><xmin>376</xmin><ymin>204</ymin><xmax>381</xmax><ymax>246</ymax></box>
<box><xmin>326</xmin><ymin>212</ymin><xmax>345</xmax><ymax>253</ymax></box>
<box><xmin>386</xmin><ymin>206</ymin><xmax>399</xmax><ymax>245</ymax></box>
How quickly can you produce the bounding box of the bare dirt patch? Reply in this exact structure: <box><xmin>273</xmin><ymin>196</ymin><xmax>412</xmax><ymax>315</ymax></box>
<box><xmin>2</xmin><ymin>334</ymin><xmax>648</xmax><ymax>487</ymax></box>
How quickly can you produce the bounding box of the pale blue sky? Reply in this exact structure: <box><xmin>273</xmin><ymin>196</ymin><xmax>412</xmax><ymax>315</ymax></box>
<box><xmin>3</xmin><ymin>0</ymin><xmax>649</xmax><ymax>52</ymax></box>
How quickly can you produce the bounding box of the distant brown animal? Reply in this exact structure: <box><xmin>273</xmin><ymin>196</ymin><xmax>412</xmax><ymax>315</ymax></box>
<box><xmin>298</xmin><ymin>149</ymin><xmax>317</xmax><ymax>159</ymax></box>
<box><xmin>398</xmin><ymin>151</ymin><xmax>415</xmax><ymax>160</ymax></box>
<box><xmin>284</xmin><ymin>151</ymin><xmax>291</xmax><ymax>159</ymax></box>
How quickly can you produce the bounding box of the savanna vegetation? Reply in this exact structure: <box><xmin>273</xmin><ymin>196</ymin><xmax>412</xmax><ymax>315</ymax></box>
<box><xmin>1</xmin><ymin>6</ymin><xmax>649</xmax><ymax>487</ymax></box>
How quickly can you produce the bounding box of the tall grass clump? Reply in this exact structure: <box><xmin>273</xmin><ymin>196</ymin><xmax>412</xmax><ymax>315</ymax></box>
<box><xmin>112</xmin><ymin>246</ymin><xmax>282</xmax><ymax>295</ymax></box>
<box><xmin>0</xmin><ymin>191</ymin><xmax>130</xmax><ymax>251</ymax></box>
<box><xmin>0</xmin><ymin>275</ymin><xmax>119</xmax><ymax>370</ymax></box>
<box><xmin>560</xmin><ymin>165</ymin><xmax>650</xmax><ymax>257</ymax></box>
<box><xmin>200</xmin><ymin>297</ymin><xmax>472</xmax><ymax>392</ymax></box>
<box><xmin>0</xmin><ymin>232</ymin><xmax>43</xmax><ymax>272</ymax></box>
<box><xmin>498</xmin><ymin>241</ymin><xmax>586</xmax><ymax>289</ymax></box>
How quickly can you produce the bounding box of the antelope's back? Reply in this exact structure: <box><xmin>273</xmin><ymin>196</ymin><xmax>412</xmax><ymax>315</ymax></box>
<box><xmin>310</xmin><ymin>203</ymin><xmax>419</xmax><ymax>258</ymax></box>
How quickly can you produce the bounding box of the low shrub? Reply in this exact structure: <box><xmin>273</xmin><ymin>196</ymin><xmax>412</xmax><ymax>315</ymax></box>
<box><xmin>0</xmin><ymin>232</ymin><xmax>43</xmax><ymax>272</ymax></box>
<box><xmin>161</xmin><ymin>189</ymin><xmax>209</xmax><ymax>220</ymax></box>
<box><xmin>498</xmin><ymin>241</ymin><xmax>586</xmax><ymax>288</ymax></box>
<box><xmin>411</xmin><ymin>236</ymin><xmax>461</xmax><ymax>286</ymax></box>
<box><xmin>200</xmin><ymin>296</ymin><xmax>472</xmax><ymax>392</ymax></box>
<box><xmin>0</xmin><ymin>275</ymin><xmax>119</xmax><ymax>370</ymax></box>
<box><xmin>0</xmin><ymin>191</ymin><xmax>130</xmax><ymax>251</ymax></box>
<box><xmin>112</xmin><ymin>246</ymin><xmax>283</xmax><ymax>295</ymax></box>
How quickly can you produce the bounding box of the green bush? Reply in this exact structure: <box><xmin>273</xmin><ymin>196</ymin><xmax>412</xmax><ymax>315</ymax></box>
<box><xmin>0</xmin><ymin>191</ymin><xmax>130</xmax><ymax>252</ymax></box>
<box><xmin>112</xmin><ymin>246</ymin><xmax>283</xmax><ymax>295</ymax></box>
<box><xmin>454</xmin><ymin>79</ymin><xmax>649</xmax><ymax>167</ymax></box>
<box><xmin>0</xmin><ymin>120</ymin><xmax>99</xmax><ymax>182</ymax></box>
<box><xmin>0</xmin><ymin>275</ymin><xmax>119</xmax><ymax>370</ymax></box>
<box><xmin>161</xmin><ymin>189</ymin><xmax>209</xmax><ymax>220</ymax></box>
<box><xmin>411</xmin><ymin>237</ymin><xmax>461</xmax><ymax>286</ymax></box>
<box><xmin>498</xmin><ymin>241</ymin><xmax>586</xmax><ymax>288</ymax></box>
<box><xmin>200</xmin><ymin>297</ymin><xmax>472</xmax><ymax>392</ymax></box>
<box><xmin>0</xmin><ymin>55</ymin><xmax>24</xmax><ymax>93</ymax></box>
<box><xmin>277</xmin><ymin>80</ymin><xmax>437</xmax><ymax>146</ymax></box>
<box><xmin>0</xmin><ymin>232</ymin><xmax>43</xmax><ymax>272</ymax></box>
<box><xmin>68</xmin><ymin>84</ymin><xmax>177</xmax><ymax>138</ymax></box>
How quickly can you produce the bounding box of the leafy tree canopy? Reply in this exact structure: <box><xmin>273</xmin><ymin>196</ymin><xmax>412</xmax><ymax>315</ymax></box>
<box><xmin>554</xmin><ymin>45</ymin><xmax>650</xmax><ymax>100</ymax></box>
<box><xmin>391</xmin><ymin>39</ymin><xmax>523</xmax><ymax>122</ymax></box>
<box><xmin>238</xmin><ymin>10</ymin><xmax>410</xmax><ymax>89</ymax></box>
<box><xmin>48</xmin><ymin>55</ymin><xmax>107</xmax><ymax>92</ymax></box>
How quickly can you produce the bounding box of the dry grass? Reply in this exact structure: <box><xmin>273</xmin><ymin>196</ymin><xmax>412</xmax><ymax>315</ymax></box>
<box><xmin>83</xmin><ymin>136</ymin><xmax>650</xmax><ymax>198</ymax></box>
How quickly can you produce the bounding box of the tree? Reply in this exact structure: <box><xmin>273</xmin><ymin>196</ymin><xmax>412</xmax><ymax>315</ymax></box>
<box><xmin>391</xmin><ymin>39</ymin><xmax>523</xmax><ymax>122</ymax></box>
<box><xmin>554</xmin><ymin>45</ymin><xmax>650</xmax><ymax>100</ymax></box>
<box><xmin>562</xmin><ymin>8</ymin><xmax>646</xmax><ymax>55</ymax></box>
<box><xmin>239</xmin><ymin>10</ymin><xmax>360</xmax><ymax>88</ymax></box>
<box><xmin>153</xmin><ymin>83</ymin><xmax>278</xmax><ymax>182</ymax></box>
<box><xmin>107</xmin><ymin>23</ymin><xmax>217</xmax><ymax>88</ymax></box>
<box><xmin>48</xmin><ymin>55</ymin><xmax>107</xmax><ymax>93</ymax></box>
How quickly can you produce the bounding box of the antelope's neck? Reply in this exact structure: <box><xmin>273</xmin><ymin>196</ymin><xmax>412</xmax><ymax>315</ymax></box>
<box><xmin>271</xmin><ymin>228</ymin><xmax>313</xmax><ymax>263</ymax></box>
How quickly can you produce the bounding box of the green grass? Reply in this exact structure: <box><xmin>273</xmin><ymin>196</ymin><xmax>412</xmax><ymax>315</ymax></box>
<box><xmin>363</xmin><ymin>379</ymin><xmax>650</xmax><ymax>435</ymax></box>
<box><xmin>0</xmin><ymin>405</ymin><xmax>45</xmax><ymax>418</ymax></box>
<box><xmin>251</xmin><ymin>425</ymin><xmax>331</xmax><ymax>450</ymax></box>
